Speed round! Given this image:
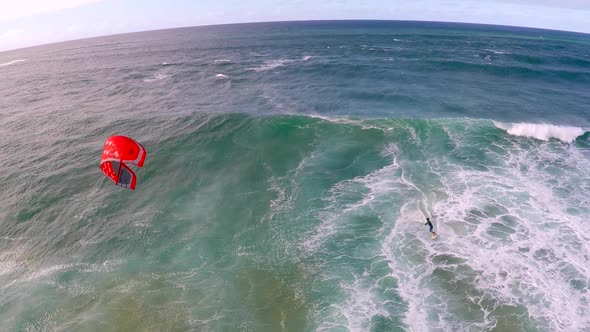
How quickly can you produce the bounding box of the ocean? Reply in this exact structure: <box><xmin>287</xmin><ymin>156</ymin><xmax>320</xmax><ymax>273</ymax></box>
<box><xmin>0</xmin><ymin>20</ymin><xmax>589</xmax><ymax>331</ymax></box>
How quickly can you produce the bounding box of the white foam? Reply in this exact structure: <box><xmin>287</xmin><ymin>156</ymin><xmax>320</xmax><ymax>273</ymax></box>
<box><xmin>247</xmin><ymin>56</ymin><xmax>314</xmax><ymax>72</ymax></box>
<box><xmin>308</xmin><ymin>144</ymin><xmax>434</xmax><ymax>331</ymax></box>
<box><xmin>484</xmin><ymin>49</ymin><xmax>508</xmax><ymax>54</ymax></box>
<box><xmin>215</xmin><ymin>73</ymin><xmax>229</xmax><ymax>79</ymax></box>
<box><xmin>424</xmin><ymin>129</ymin><xmax>590</xmax><ymax>330</ymax></box>
<box><xmin>0</xmin><ymin>236</ymin><xmax>27</xmax><ymax>241</ymax></box>
<box><xmin>306</xmin><ymin>114</ymin><xmax>386</xmax><ymax>131</ymax></box>
<box><xmin>302</xmin><ymin>144</ymin><xmax>402</xmax><ymax>253</ymax></box>
<box><xmin>143</xmin><ymin>73</ymin><xmax>169</xmax><ymax>83</ymax></box>
<box><xmin>335</xmin><ymin>276</ymin><xmax>390</xmax><ymax>332</ymax></box>
<box><xmin>309</xmin><ymin>123</ymin><xmax>578</xmax><ymax>329</ymax></box>
<box><xmin>248</xmin><ymin>59</ymin><xmax>293</xmax><ymax>72</ymax></box>
<box><xmin>214</xmin><ymin>59</ymin><xmax>232</xmax><ymax>64</ymax></box>
<box><xmin>0</xmin><ymin>59</ymin><xmax>27</xmax><ymax>67</ymax></box>
<box><xmin>297</xmin><ymin>119</ymin><xmax>590</xmax><ymax>330</ymax></box>
<box><xmin>80</xmin><ymin>259</ymin><xmax>123</xmax><ymax>273</ymax></box>
<box><xmin>350</xmin><ymin>120</ymin><xmax>590</xmax><ymax>330</ymax></box>
<box><xmin>381</xmin><ymin>202</ymin><xmax>434</xmax><ymax>331</ymax></box>
<box><xmin>247</xmin><ymin>59</ymin><xmax>294</xmax><ymax>72</ymax></box>
<box><xmin>265</xmin><ymin>174</ymin><xmax>293</xmax><ymax>221</ymax></box>
<box><xmin>407</xmin><ymin>127</ymin><xmax>419</xmax><ymax>144</ymax></box>
<box><xmin>493</xmin><ymin>121</ymin><xmax>587</xmax><ymax>143</ymax></box>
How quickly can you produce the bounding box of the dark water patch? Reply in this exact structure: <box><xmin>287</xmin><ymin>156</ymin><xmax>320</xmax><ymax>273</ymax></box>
<box><xmin>421</xmin><ymin>60</ymin><xmax>590</xmax><ymax>83</ymax></box>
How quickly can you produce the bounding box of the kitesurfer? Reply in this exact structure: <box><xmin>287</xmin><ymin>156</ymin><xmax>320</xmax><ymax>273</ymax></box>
<box><xmin>424</xmin><ymin>217</ymin><xmax>436</xmax><ymax>237</ymax></box>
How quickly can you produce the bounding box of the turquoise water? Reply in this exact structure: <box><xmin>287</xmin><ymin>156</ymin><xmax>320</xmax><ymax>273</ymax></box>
<box><xmin>0</xmin><ymin>21</ymin><xmax>589</xmax><ymax>331</ymax></box>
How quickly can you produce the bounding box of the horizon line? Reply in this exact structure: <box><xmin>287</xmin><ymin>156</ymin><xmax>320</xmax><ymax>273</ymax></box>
<box><xmin>2</xmin><ymin>19</ymin><xmax>589</xmax><ymax>54</ymax></box>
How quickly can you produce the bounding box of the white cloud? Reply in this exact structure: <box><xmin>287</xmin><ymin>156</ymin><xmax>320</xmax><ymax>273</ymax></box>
<box><xmin>0</xmin><ymin>28</ymin><xmax>26</xmax><ymax>50</ymax></box>
<box><xmin>473</xmin><ymin>0</ymin><xmax>590</xmax><ymax>11</ymax></box>
<box><xmin>67</xmin><ymin>25</ymin><xmax>81</xmax><ymax>32</ymax></box>
<box><xmin>0</xmin><ymin>28</ymin><xmax>24</xmax><ymax>39</ymax></box>
<box><xmin>0</xmin><ymin>0</ymin><xmax>103</xmax><ymax>22</ymax></box>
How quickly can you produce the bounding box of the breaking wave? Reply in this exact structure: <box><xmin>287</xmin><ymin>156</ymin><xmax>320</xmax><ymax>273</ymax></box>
<box><xmin>493</xmin><ymin>121</ymin><xmax>587</xmax><ymax>143</ymax></box>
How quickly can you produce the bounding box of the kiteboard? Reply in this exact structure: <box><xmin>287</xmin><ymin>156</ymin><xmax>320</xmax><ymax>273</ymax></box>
<box><xmin>431</xmin><ymin>232</ymin><xmax>438</xmax><ymax>239</ymax></box>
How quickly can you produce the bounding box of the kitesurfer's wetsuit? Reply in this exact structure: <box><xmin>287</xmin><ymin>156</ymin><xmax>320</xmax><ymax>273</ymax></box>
<box><xmin>425</xmin><ymin>218</ymin><xmax>434</xmax><ymax>232</ymax></box>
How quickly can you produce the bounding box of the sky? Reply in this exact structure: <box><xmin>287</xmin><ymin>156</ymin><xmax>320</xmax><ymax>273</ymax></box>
<box><xmin>1</xmin><ymin>0</ymin><xmax>590</xmax><ymax>51</ymax></box>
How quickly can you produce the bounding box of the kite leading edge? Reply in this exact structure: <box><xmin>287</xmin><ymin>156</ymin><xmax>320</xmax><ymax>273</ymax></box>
<box><xmin>99</xmin><ymin>135</ymin><xmax>146</xmax><ymax>190</ymax></box>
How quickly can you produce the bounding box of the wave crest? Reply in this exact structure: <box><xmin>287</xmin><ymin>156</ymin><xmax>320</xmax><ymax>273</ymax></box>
<box><xmin>0</xmin><ymin>59</ymin><xmax>27</xmax><ymax>67</ymax></box>
<box><xmin>493</xmin><ymin>121</ymin><xmax>587</xmax><ymax>143</ymax></box>
<box><xmin>247</xmin><ymin>59</ymin><xmax>293</xmax><ymax>72</ymax></box>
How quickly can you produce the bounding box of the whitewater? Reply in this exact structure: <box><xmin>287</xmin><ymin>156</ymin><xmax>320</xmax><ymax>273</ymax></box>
<box><xmin>0</xmin><ymin>21</ymin><xmax>589</xmax><ymax>331</ymax></box>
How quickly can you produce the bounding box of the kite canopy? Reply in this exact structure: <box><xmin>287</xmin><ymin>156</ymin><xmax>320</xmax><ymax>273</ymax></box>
<box><xmin>100</xmin><ymin>136</ymin><xmax>146</xmax><ymax>190</ymax></box>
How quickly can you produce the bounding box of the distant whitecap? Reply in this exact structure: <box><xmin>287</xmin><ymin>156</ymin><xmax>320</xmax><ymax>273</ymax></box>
<box><xmin>494</xmin><ymin>121</ymin><xmax>587</xmax><ymax>143</ymax></box>
<box><xmin>143</xmin><ymin>73</ymin><xmax>169</xmax><ymax>83</ymax></box>
<box><xmin>0</xmin><ymin>59</ymin><xmax>27</xmax><ymax>67</ymax></box>
<box><xmin>247</xmin><ymin>59</ymin><xmax>294</xmax><ymax>72</ymax></box>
